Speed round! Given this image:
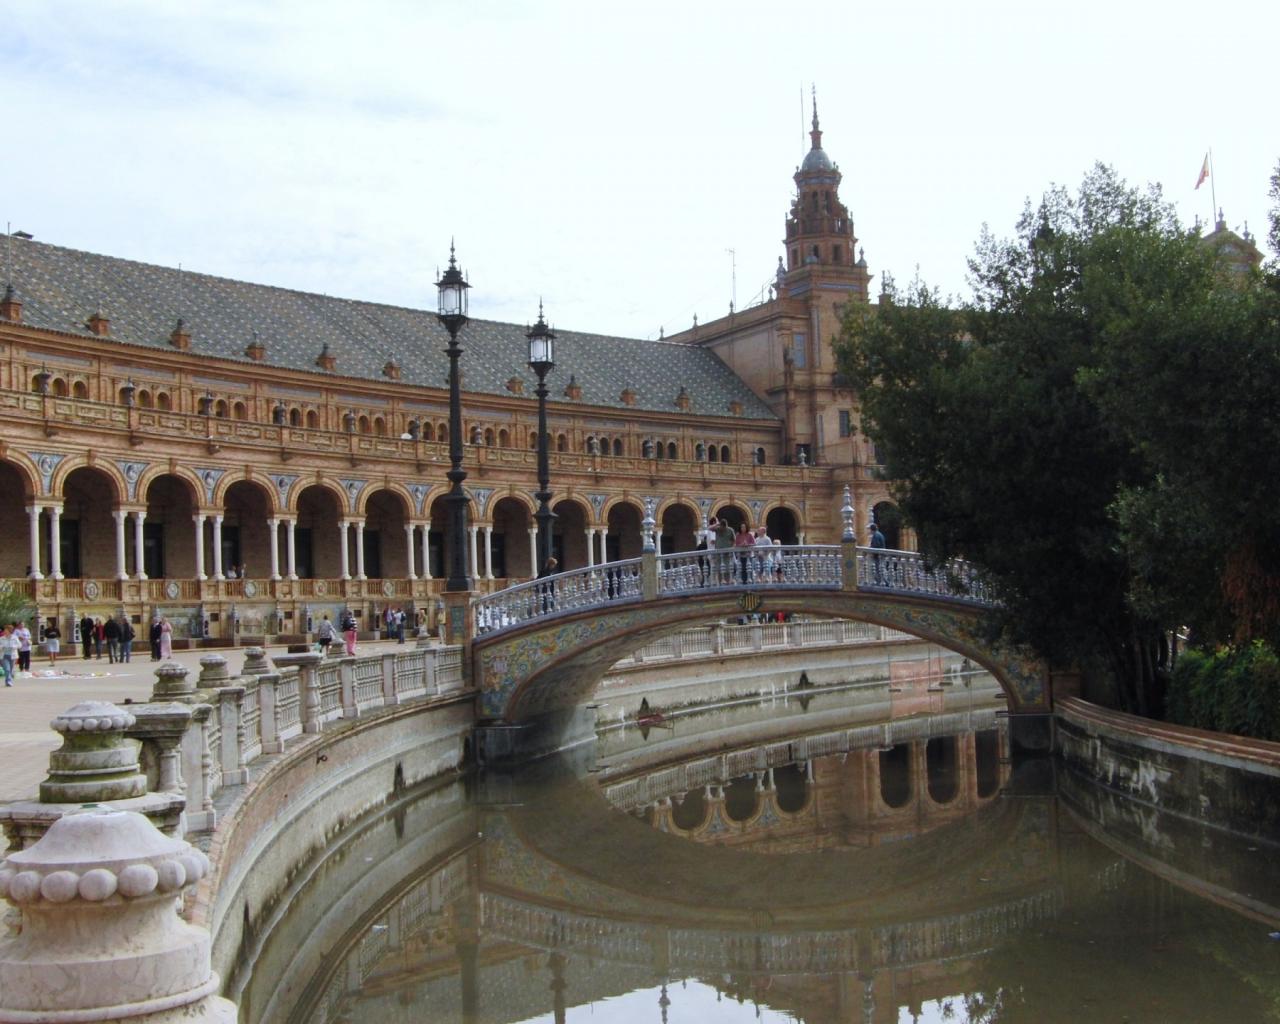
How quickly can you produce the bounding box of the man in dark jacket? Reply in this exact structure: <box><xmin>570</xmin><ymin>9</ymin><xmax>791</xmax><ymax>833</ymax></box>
<box><xmin>102</xmin><ymin>616</ymin><xmax>121</xmax><ymax>663</ymax></box>
<box><xmin>79</xmin><ymin>614</ymin><xmax>94</xmax><ymax>660</ymax></box>
<box><xmin>149</xmin><ymin>618</ymin><xmax>163</xmax><ymax>661</ymax></box>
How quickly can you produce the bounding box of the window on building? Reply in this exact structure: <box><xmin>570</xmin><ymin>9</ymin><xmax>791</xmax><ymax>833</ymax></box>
<box><xmin>667</xmin><ymin>441</ymin><xmax>677</xmax><ymax>460</ymax></box>
<box><xmin>615</xmin><ymin>439</ymin><xmax>625</xmax><ymax>457</ymax></box>
<box><xmin>838</xmin><ymin>410</ymin><xmax>852</xmax><ymax>437</ymax></box>
<box><xmin>833</xmin><ymin>245</ymin><xmax>842</xmax><ymax>264</ymax></box>
<box><xmin>792</xmin><ymin>333</ymin><xmax>807</xmax><ymax>369</ymax></box>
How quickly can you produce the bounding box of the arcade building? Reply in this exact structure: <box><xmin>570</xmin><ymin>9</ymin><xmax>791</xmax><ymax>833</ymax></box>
<box><xmin>0</xmin><ymin>107</ymin><xmax>906</xmax><ymax>645</ymax></box>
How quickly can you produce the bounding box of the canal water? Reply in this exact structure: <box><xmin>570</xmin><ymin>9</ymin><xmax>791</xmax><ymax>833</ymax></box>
<box><xmin>234</xmin><ymin>688</ymin><xmax>1280</xmax><ymax>1023</ymax></box>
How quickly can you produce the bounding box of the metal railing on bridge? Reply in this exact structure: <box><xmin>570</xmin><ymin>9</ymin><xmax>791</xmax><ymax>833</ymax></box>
<box><xmin>473</xmin><ymin>544</ymin><xmax>994</xmax><ymax>639</ymax></box>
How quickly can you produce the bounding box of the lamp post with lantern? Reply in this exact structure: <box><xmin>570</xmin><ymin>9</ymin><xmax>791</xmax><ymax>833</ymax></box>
<box><xmin>526</xmin><ymin>303</ymin><xmax>557</xmax><ymax>575</ymax></box>
<box><xmin>436</xmin><ymin>243</ymin><xmax>472</xmax><ymax>593</ymax></box>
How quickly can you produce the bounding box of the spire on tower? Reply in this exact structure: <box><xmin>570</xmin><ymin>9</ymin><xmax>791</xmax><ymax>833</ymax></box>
<box><xmin>809</xmin><ymin>84</ymin><xmax>823</xmax><ymax>152</ymax></box>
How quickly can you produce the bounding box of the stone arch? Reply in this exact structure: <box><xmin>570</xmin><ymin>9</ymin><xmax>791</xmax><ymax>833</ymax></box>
<box><xmin>722</xmin><ymin>775</ymin><xmax>760</xmax><ymax>823</ymax></box>
<box><xmin>133</xmin><ymin>465</ymin><xmax>202</xmax><ymax>512</ymax></box>
<box><xmin>210</xmin><ymin>472</ymin><xmax>280</xmax><ymax>515</ymax></box>
<box><xmin>763</xmin><ymin>502</ymin><xmax>801</xmax><ymax>544</ymax></box>
<box><xmin>975</xmin><ymin>729</ymin><xmax>1002</xmax><ymax>799</ymax></box>
<box><xmin>354</xmin><ymin>483</ymin><xmax>414</xmax><ymax>519</ymax></box>
<box><xmin>599</xmin><ymin>494</ymin><xmax>644</xmax><ymax>528</ymax></box>
<box><xmin>142</xmin><ymin>473</ymin><xmax>200</xmax><ymax>580</ymax></box>
<box><xmin>709</xmin><ymin>500</ymin><xmax>750</xmax><ymax>529</ymax></box>
<box><xmin>49</xmin><ymin>457</ymin><xmax>125</xmax><ymax>505</ymax></box>
<box><xmin>879</xmin><ymin>744</ymin><xmax>913</xmax><ymax>809</ymax></box>
<box><xmin>363</xmin><ymin>487</ymin><xmax>411</xmax><ymax>579</ymax></box>
<box><xmin>550</xmin><ymin>496</ymin><xmax>592</xmax><ymax>569</ymax></box>
<box><xmin>772</xmin><ymin>763</ymin><xmax>811</xmax><ymax>814</ymax></box>
<box><xmin>59</xmin><ymin>465</ymin><xmax>122</xmax><ymax>578</ymax></box>
<box><xmin>926</xmin><ymin>735</ymin><xmax>960</xmax><ymax>805</ymax></box>
<box><xmin>222</xmin><ymin>479</ymin><xmax>276</xmax><ymax>578</ymax></box>
<box><xmin>670</xmin><ymin>789</ymin><xmax>709</xmax><ymax>832</ymax></box>
<box><xmin>657</xmin><ymin>497</ymin><xmax>700</xmax><ymax>554</ymax></box>
<box><xmin>0</xmin><ymin>459</ymin><xmax>37</xmax><ymax>577</ymax></box>
<box><xmin>0</xmin><ymin>454</ymin><xmax>40</xmax><ymax>500</ymax></box>
<box><xmin>296</xmin><ymin>483</ymin><xmax>346</xmax><ymax>578</ymax></box>
<box><xmin>604</xmin><ymin>498</ymin><xmax>645</xmax><ymax>561</ymax></box>
<box><xmin>872</xmin><ymin>500</ymin><xmax>904</xmax><ymax>550</ymax></box>
<box><xmin>491</xmin><ymin>495</ymin><xmax>533</xmax><ymax>579</ymax></box>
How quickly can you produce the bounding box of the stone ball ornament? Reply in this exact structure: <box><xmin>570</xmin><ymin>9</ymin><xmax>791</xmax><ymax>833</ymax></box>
<box><xmin>0</xmin><ymin>807</ymin><xmax>237</xmax><ymax>1022</ymax></box>
<box><xmin>50</xmin><ymin>700</ymin><xmax>136</xmax><ymax>734</ymax></box>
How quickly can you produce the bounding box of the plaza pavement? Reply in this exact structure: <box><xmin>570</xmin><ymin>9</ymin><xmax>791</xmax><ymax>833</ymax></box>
<box><xmin>0</xmin><ymin>639</ymin><xmax>413</xmax><ymax>845</ymax></box>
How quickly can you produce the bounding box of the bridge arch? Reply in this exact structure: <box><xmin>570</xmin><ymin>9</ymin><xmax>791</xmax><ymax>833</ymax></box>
<box><xmin>475</xmin><ymin>589</ymin><xmax>1047</xmax><ymax>726</ymax></box>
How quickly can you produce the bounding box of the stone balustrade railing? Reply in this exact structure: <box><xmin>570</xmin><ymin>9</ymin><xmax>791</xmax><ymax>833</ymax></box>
<box><xmin>613</xmin><ymin>618</ymin><xmax>913</xmax><ymax>666</ymax></box>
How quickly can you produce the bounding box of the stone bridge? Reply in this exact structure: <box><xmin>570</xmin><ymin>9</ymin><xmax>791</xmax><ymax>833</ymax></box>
<box><xmin>470</xmin><ymin>538</ymin><xmax>1054</xmax><ymax>759</ymax></box>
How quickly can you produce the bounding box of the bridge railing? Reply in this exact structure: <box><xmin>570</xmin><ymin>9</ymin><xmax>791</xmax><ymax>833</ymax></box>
<box><xmin>857</xmin><ymin>548</ymin><xmax>994</xmax><ymax>604</ymax></box>
<box><xmin>474</xmin><ymin>559</ymin><xmax>644</xmax><ymax>636</ymax></box>
<box><xmin>656</xmin><ymin>544</ymin><xmax>842</xmax><ymax>596</ymax></box>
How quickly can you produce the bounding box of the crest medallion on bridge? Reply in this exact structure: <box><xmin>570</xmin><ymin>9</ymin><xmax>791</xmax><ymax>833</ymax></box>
<box><xmin>737</xmin><ymin>592</ymin><xmax>763</xmax><ymax>614</ymax></box>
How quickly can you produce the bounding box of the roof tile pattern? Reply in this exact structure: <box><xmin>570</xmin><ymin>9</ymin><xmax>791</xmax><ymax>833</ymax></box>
<box><xmin>5</xmin><ymin>238</ymin><xmax>777</xmax><ymax>421</ymax></box>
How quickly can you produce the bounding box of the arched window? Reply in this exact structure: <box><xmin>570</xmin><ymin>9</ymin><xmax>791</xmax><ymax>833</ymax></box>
<box><xmin>358</xmin><ymin>415</ymin><xmax>371</xmax><ymax>434</ymax></box>
<box><xmin>422</xmin><ymin>422</ymin><xmax>435</xmax><ymax>442</ymax></box>
<box><xmin>695</xmin><ymin>443</ymin><xmax>705</xmax><ymax>461</ymax></box>
<box><xmin>305</xmin><ymin>409</ymin><xmax>319</xmax><ymax>429</ymax></box>
<box><xmin>654</xmin><ymin>441</ymin><xmax>664</xmax><ymax>460</ymax></box>
<box><xmin>531</xmin><ymin>431</ymin><xmax>539</xmax><ymax>449</ymax></box>
<box><xmin>720</xmin><ymin>445</ymin><xmax>731</xmax><ymax>463</ymax></box>
<box><xmin>373</xmin><ymin>416</ymin><xmax>386</xmax><ymax>436</ymax></box>
<box><xmin>214</xmin><ymin>399</ymin><xmax>228</xmax><ymax>418</ymax></box>
<box><xmin>613</xmin><ymin>438</ymin><xmax>624</xmax><ymax>457</ymax></box>
<box><xmin>708</xmin><ymin>445</ymin><xmax>719</xmax><ymax>463</ymax></box>
<box><xmin>483</xmin><ymin>427</ymin><xmax>495</xmax><ymax>446</ymax></box>
<box><xmin>498</xmin><ymin>428</ymin><xmax>509</xmax><ymax>447</ymax></box>
<box><xmin>52</xmin><ymin>378</ymin><xmax>68</xmax><ymax>397</ymax></box>
<box><xmin>138</xmin><ymin>389</ymin><xmax>153</xmax><ymax>408</ymax></box>
<box><xmin>667</xmin><ymin>441</ymin><xmax>678</xmax><ymax>460</ymax></box>
<box><xmin>289</xmin><ymin>407</ymin><xmax>302</xmax><ymax>427</ymax></box>
<box><xmin>156</xmin><ymin>392</ymin><xmax>171</xmax><ymax>411</ymax></box>
<box><xmin>438</xmin><ymin>424</ymin><xmax>449</xmax><ymax>444</ymax></box>
<box><xmin>754</xmin><ymin>447</ymin><xmax>766</xmax><ymax>465</ymax></box>
<box><xmin>232</xmin><ymin>401</ymin><xmax>247</xmax><ymax>421</ymax></box>
<box><xmin>556</xmin><ymin>433</ymin><xmax>567</xmax><ymax>452</ymax></box>
<box><xmin>72</xmin><ymin>380</ymin><xmax>89</xmax><ymax>399</ymax></box>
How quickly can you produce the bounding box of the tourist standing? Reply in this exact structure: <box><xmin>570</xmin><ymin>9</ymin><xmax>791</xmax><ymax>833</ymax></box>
<box><xmin>158</xmin><ymin>617</ymin><xmax>173</xmax><ymax>660</ymax></box>
<box><xmin>1</xmin><ymin>625</ymin><xmax>18</xmax><ymax>686</ymax></box>
<box><xmin>395</xmin><ymin>606</ymin><xmax>406</xmax><ymax>643</ymax></box>
<box><xmin>92</xmin><ymin>618</ymin><xmax>104</xmax><ymax>659</ymax></box>
<box><xmin>43</xmin><ymin>618</ymin><xmax>60</xmax><ymax>667</ymax></box>
<box><xmin>316</xmin><ymin>614</ymin><xmax>335</xmax><ymax>654</ymax></box>
<box><xmin>733</xmin><ymin>522</ymin><xmax>756</xmax><ymax>584</ymax></box>
<box><xmin>15</xmin><ymin>620</ymin><xmax>32</xmax><ymax>675</ymax></box>
<box><xmin>119</xmin><ymin>616</ymin><xmax>135</xmax><ymax>663</ymax></box>
<box><xmin>869</xmin><ymin>520</ymin><xmax>887</xmax><ymax>584</ymax></box>
<box><xmin>79</xmin><ymin>613</ymin><xmax>94</xmax><ymax>660</ymax></box>
<box><xmin>103</xmin><ymin>615</ymin><xmax>121</xmax><ymax>663</ymax></box>
<box><xmin>340</xmin><ymin>609</ymin><xmax>357</xmax><ymax>656</ymax></box>
<box><xmin>149</xmin><ymin>617</ymin><xmax>162</xmax><ymax>661</ymax></box>
<box><xmin>710</xmin><ymin>517</ymin><xmax>735</xmax><ymax>584</ymax></box>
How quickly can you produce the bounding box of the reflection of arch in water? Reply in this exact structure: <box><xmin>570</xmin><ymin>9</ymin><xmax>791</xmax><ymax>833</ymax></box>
<box><xmin>773</xmin><ymin>762</ymin><xmax>810</xmax><ymax>814</ymax></box>
<box><xmin>670</xmin><ymin>789</ymin><xmax>708</xmax><ymax>831</ymax></box>
<box><xmin>879</xmin><ymin>744</ymin><xmax>912</xmax><ymax>809</ymax></box>
<box><xmin>722</xmin><ymin>776</ymin><xmax>759</xmax><ymax>823</ymax></box>
<box><xmin>926</xmin><ymin>735</ymin><xmax>960</xmax><ymax>804</ymax></box>
<box><xmin>976</xmin><ymin>728</ymin><xmax>1002</xmax><ymax>798</ymax></box>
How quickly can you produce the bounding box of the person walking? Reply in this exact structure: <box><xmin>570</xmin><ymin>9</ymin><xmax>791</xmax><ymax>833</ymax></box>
<box><xmin>103</xmin><ymin>615</ymin><xmax>121</xmax><ymax>664</ymax></box>
<box><xmin>92</xmin><ymin>618</ymin><xmax>104</xmax><ymax>660</ymax></box>
<box><xmin>538</xmin><ymin>557</ymin><xmax>558</xmax><ymax>613</ymax></box>
<box><xmin>15</xmin><ymin>620</ymin><xmax>32</xmax><ymax>675</ymax></box>
<box><xmin>149</xmin><ymin>617</ymin><xmax>162</xmax><ymax>661</ymax></box>
<box><xmin>158</xmin><ymin>617</ymin><xmax>173</xmax><ymax>660</ymax></box>
<box><xmin>43</xmin><ymin>619</ymin><xmax>60</xmax><ymax>668</ymax></box>
<box><xmin>869</xmin><ymin>520</ymin><xmax>887</xmax><ymax>584</ymax></box>
<box><xmin>119</xmin><ymin>616</ymin><xmax>135</xmax><ymax>663</ymax></box>
<box><xmin>340</xmin><ymin>608</ymin><xmax>357</xmax><ymax>656</ymax></box>
<box><xmin>316</xmin><ymin>614</ymin><xmax>335</xmax><ymax>654</ymax></box>
<box><xmin>1</xmin><ymin>625</ymin><xmax>19</xmax><ymax>686</ymax></box>
<box><xmin>395</xmin><ymin>606</ymin><xmax>406</xmax><ymax>644</ymax></box>
<box><xmin>79</xmin><ymin>613</ymin><xmax>94</xmax><ymax>660</ymax></box>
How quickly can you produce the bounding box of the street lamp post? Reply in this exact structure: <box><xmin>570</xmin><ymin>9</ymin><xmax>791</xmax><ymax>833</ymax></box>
<box><xmin>527</xmin><ymin>303</ymin><xmax>557</xmax><ymax>575</ymax></box>
<box><xmin>436</xmin><ymin>244</ymin><xmax>471</xmax><ymax>592</ymax></box>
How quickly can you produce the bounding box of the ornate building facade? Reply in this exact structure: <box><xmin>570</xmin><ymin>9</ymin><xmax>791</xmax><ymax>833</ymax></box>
<box><xmin>0</xmin><ymin>110</ymin><xmax>898</xmax><ymax>643</ymax></box>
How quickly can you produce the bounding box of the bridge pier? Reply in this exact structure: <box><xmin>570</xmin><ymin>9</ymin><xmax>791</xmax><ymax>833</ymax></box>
<box><xmin>473</xmin><ymin>706</ymin><xmax>598</xmax><ymax>768</ymax></box>
<box><xmin>1007</xmin><ymin>711</ymin><xmax>1055</xmax><ymax>756</ymax></box>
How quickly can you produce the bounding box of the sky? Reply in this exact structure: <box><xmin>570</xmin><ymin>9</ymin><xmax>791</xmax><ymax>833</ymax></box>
<box><xmin>5</xmin><ymin>0</ymin><xmax>1276</xmax><ymax>340</ymax></box>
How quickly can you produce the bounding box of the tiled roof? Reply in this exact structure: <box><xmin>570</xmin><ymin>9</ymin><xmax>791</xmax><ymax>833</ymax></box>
<box><xmin>4</xmin><ymin>237</ymin><xmax>778</xmax><ymax>421</ymax></box>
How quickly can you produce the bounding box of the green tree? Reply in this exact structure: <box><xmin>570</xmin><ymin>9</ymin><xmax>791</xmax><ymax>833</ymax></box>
<box><xmin>837</xmin><ymin>165</ymin><xmax>1232</xmax><ymax>713</ymax></box>
<box><xmin>0</xmin><ymin>581</ymin><xmax>37</xmax><ymax>630</ymax></box>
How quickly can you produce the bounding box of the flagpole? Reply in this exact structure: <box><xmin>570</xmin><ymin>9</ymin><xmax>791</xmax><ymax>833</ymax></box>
<box><xmin>1209</xmin><ymin>147</ymin><xmax>1218</xmax><ymax>226</ymax></box>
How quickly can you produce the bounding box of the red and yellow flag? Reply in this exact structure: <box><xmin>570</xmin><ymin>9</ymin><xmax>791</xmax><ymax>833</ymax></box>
<box><xmin>1195</xmin><ymin>153</ymin><xmax>1210</xmax><ymax>190</ymax></box>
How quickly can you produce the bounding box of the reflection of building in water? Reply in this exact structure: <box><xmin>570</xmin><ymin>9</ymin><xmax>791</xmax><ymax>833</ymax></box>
<box><xmin>602</xmin><ymin>711</ymin><xmax>1009</xmax><ymax>851</ymax></box>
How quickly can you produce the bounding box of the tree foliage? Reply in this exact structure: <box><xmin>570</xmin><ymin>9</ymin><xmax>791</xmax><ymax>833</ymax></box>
<box><xmin>837</xmin><ymin>163</ymin><xmax>1280</xmax><ymax>715</ymax></box>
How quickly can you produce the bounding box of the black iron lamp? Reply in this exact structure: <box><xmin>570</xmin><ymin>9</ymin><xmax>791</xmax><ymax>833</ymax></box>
<box><xmin>526</xmin><ymin>302</ymin><xmax>557</xmax><ymax>574</ymax></box>
<box><xmin>436</xmin><ymin>243</ymin><xmax>472</xmax><ymax>592</ymax></box>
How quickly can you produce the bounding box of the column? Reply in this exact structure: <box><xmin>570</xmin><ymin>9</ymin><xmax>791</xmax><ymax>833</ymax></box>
<box><xmin>286</xmin><ymin>519</ymin><xmax>298</xmax><ymax>579</ymax></box>
<box><xmin>598</xmin><ymin>527</ymin><xmax>608</xmax><ymax>565</ymax></box>
<box><xmin>468</xmin><ymin>526</ymin><xmax>479</xmax><ymax>581</ymax></box>
<box><xmin>797</xmin><ymin>531</ymin><xmax>806</xmax><ymax>544</ymax></box>
<box><xmin>527</xmin><ymin>528</ymin><xmax>537</xmax><ymax>577</ymax></box>
<box><xmin>483</xmin><ymin>526</ymin><xmax>494</xmax><ymax>580</ymax></box>
<box><xmin>26</xmin><ymin>506</ymin><xmax>43</xmax><ymax>579</ymax></box>
<box><xmin>421</xmin><ymin>525</ymin><xmax>432</xmax><ymax>580</ymax></box>
<box><xmin>193</xmin><ymin>513</ymin><xmax>207</xmax><ymax>581</ymax></box>
<box><xmin>354</xmin><ymin>520</ymin><xmax>367</xmax><ymax>580</ymax></box>
<box><xmin>338</xmin><ymin>521</ymin><xmax>351</xmax><ymax>580</ymax></box>
<box><xmin>133</xmin><ymin>510</ymin><xmax>147</xmax><ymax>580</ymax></box>
<box><xmin>585</xmin><ymin>527</ymin><xmax>596</xmax><ymax>568</ymax></box>
<box><xmin>49</xmin><ymin>505</ymin><xmax>63</xmax><ymax>579</ymax></box>
<box><xmin>404</xmin><ymin>523</ymin><xmax>417</xmax><ymax>579</ymax></box>
<box><xmin>267</xmin><ymin>518</ymin><xmax>281</xmax><ymax>580</ymax></box>
<box><xmin>211</xmin><ymin>515</ymin><xmax>225</xmax><ymax>580</ymax></box>
<box><xmin>654</xmin><ymin>528</ymin><xmax>664</xmax><ymax>555</ymax></box>
<box><xmin>112</xmin><ymin>510</ymin><xmax>128</xmax><ymax>580</ymax></box>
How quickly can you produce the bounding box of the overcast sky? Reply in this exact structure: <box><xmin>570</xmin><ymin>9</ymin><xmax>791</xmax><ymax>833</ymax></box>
<box><xmin>5</xmin><ymin>0</ymin><xmax>1275</xmax><ymax>340</ymax></box>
